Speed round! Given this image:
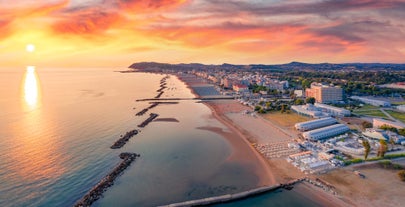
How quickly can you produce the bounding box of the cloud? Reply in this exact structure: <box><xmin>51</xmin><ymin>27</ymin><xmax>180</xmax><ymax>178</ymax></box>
<box><xmin>52</xmin><ymin>8</ymin><xmax>121</xmax><ymax>35</ymax></box>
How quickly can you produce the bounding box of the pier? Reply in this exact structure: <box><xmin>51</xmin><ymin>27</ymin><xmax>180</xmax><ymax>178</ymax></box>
<box><xmin>110</xmin><ymin>129</ymin><xmax>139</xmax><ymax>149</ymax></box>
<box><xmin>74</xmin><ymin>153</ymin><xmax>140</xmax><ymax>207</ymax></box>
<box><xmin>159</xmin><ymin>178</ymin><xmax>305</xmax><ymax>207</ymax></box>
<box><xmin>138</xmin><ymin>113</ymin><xmax>159</xmax><ymax>127</ymax></box>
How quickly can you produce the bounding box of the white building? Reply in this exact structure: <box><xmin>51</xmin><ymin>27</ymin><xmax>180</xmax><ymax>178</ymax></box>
<box><xmin>314</xmin><ymin>103</ymin><xmax>351</xmax><ymax>117</ymax></box>
<box><xmin>294</xmin><ymin>90</ymin><xmax>303</xmax><ymax>97</ymax></box>
<box><xmin>291</xmin><ymin>104</ymin><xmax>330</xmax><ymax>118</ymax></box>
<box><xmin>396</xmin><ymin>105</ymin><xmax>405</xmax><ymax>112</ymax></box>
<box><xmin>295</xmin><ymin>117</ymin><xmax>338</xmax><ymax>131</ymax></box>
<box><xmin>302</xmin><ymin>124</ymin><xmax>350</xmax><ymax>141</ymax></box>
<box><xmin>350</xmin><ymin>96</ymin><xmax>391</xmax><ymax>107</ymax></box>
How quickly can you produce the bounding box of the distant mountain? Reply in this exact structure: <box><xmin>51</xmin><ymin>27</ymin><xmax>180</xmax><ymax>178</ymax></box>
<box><xmin>129</xmin><ymin>61</ymin><xmax>405</xmax><ymax>71</ymax></box>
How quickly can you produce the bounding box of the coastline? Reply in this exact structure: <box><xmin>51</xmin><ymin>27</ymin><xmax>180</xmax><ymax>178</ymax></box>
<box><xmin>171</xmin><ymin>73</ymin><xmax>352</xmax><ymax>207</ymax></box>
<box><xmin>175</xmin><ymin>74</ymin><xmax>275</xmax><ymax>186</ymax></box>
<box><xmin>202</xmin><ymin>102</ymin><xmax>276</xmax><ymax>186</ymax></box>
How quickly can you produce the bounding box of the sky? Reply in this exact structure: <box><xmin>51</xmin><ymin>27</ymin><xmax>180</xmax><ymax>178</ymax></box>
<box><xmin>0</xmin><ymin>0</ymin><xmax>405</xmax><ymax>67</ymax></box>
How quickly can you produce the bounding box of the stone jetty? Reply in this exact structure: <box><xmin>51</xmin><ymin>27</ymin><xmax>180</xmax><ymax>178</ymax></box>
<box><xmin>136</xmin><ymin>102</ymin><xmax>159</xmax><ymax>116</ymax></box>
<box><xmin>155</xmin><ymin>91</ymin><xmax>164</xmax><ymax>98</ymax></box>
<box><xmin>138</xmin><ymin>113</ymin><xmax>159</xmax><ymax>128</ymax></box>
<box><xmin>159</xmin><ymin>178</ymin><xmax>305</xmax><ymax>207</ymax></box>
<box><xmin>110</xmin><ymin>129</ymin><xmax>139</xmax><ymax>149</ymax></box>
<box><xmin>74</xmin><ymin>153</ymin><xmax>140</xmax><ymax>207</ymax></box>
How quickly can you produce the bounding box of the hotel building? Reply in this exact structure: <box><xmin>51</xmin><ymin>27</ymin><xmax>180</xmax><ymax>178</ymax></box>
<box><xmin>305</xmin><ymin>82</ymin><xmax>343</xmax><ymax>103</ymax></box>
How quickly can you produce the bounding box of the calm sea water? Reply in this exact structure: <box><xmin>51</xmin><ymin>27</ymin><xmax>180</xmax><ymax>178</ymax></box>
<box><xmin>0</xmin><ymin>67</ymin><xmax>258</xmax><ymax>207</ymax></box>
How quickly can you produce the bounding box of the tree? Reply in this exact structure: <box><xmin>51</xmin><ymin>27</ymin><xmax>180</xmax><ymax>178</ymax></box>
<box><xmin>294</xmin><ymin>99</ymin><xmax>304</xmax><ymax>105</ymax></box>
<box><xmin>398</xmin><ymin>170</ymin><xmax>405</xmax><ymax>182</ymax></box>
<box><xmin>265</xmin><ymin>102</ymin><xmax>271</xmax><ymax>108</ymax></box>
<box><xmin>399</xmin><ymin>128</ymin><xmax>405</xmax><ymax>136</ymax></box>
<box><xmin>254</xmin><ymin>105</ymin><xmax>261</xmax><ymax>111</ymax></box>
<box><xmin>302</xmin><ymin>79</ymin><xmax>311</xmax><ymax>89</ymax></box>
<box><xmin>361</xmin><ymin>121</ymin><xmax>372</xmax><ymax>130</ymax></box>
<box><xmin>362</xmin><ymin>139</ymin><xmax>371</xmax><ymax>160</ymax></box>
<box><xmin>377</xmin><ymin>140</ymin><xmax>388</xmax><ymax>157</ymax></box>
<box><xmin>306</xmin><ymin>97</ymin><xmax>316</xmax><ymax>104</ymax></box>
<box><xmin>389</xmin><ymin>137</ymin><xmax>395</xmax><ymax>151</ymax></box>
<box><xmin>281</xmin><ymin>104</ymin><xmax>286</xmax><ymax>113</ymax></box>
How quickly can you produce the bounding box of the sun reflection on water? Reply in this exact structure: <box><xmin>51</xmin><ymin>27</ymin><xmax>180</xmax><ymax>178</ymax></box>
<box><xmin>9</xmin><ymin>66</ymin><xmax>67</xmax><ymax>183</ymax></box>
<box><xmin>23</xmin><ymin>66</ymin><xmax>40</xmax><ymax>109</ymax></box>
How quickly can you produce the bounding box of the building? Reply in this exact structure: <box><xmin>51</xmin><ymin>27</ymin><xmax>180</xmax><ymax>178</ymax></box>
<box><xmin>295</xmin><ymin>117</ymin><xmax>338</xmax><ymax>131</ymax></box>
<box><xmin>373</xmin><ymin>118</ymin><xmax>405</xmax><ymax>129</ymax></box>
<box><xmin>291</xmin><ymin>104</ymin><xmax>329</xmax><ymax>118</ymax></box>
<box><xmin>305</xmin><ymin>82</ymin><xmax>343</xmax><ymax>103</ymax></box>
<box><xmin>396</xmin><ymin>105</ymin><xmax>405</xmax><ymax>112</ymax></box>
<box><xmin>302</xmin><ymin>124</ymin><xmax>350</xmax><ymax>141</ymax></box>
<box><xmin>350</xmin><ymin>96</ymin><xmax>391</xmax><ymax>107</ymax></box>
<box><xmin>314</xmin><ymin>103</ymin><xmax>351</xmax><ymax>117</ymax></box>
<box><xmin>233</xmin><ymin>84</ymin><xmax>249</xmax><ymax>93</ymax></box>
<box><xmin>294</xmin><ymin>90</ymin><xmax>303</xmax><ymax>97</ymax></box>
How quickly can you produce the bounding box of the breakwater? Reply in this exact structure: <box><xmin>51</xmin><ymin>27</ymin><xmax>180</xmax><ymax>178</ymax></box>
<box><xmin>74</xmin><ymin>153</ymin><xmax>140</xmax><ymax>207</ymax></box>
<box><xmin>136</xmin><ymin>102</ymin><xmax>159</xmax><ymax>116</ymax></box>
<box><xmin>110</xmin><ymin>130</ymin><xmax>139</xmax><ymax>149</ymax></box>
<box><xmin>136</xmin><ymin>102</ymin><xmax>179</xmax><ymax>116</ymax></box>
<box><xmin>155</xmin><ymin>91</ymin><xmax>164</xmax><ymax>98</ymax></box>
<box><xmin>138</xmin><ymin>113</ymin><xmax>159</xmax><ymax>128</ymax></box>
<box><xmin>159</xmin><ymin>178</ymin><xmax>304</xmax><ymax>207</ymax></box>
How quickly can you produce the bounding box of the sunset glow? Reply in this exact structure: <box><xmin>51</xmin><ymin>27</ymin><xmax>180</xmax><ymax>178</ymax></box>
<box><xmin>1</xmin><ymin>0</ymin><xmax>405</xmax><ymax>66</ymax></box>
<box><xmin>23</xmin><ymin>66</ymin><xmax>40</xmax><ymax>109</ymax></box>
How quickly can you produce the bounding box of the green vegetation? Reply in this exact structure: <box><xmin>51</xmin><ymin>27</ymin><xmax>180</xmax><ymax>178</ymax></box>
<box><xmin>380</xmin><ymin>124</ymin><xmax>405</xmax><ymax>136</ymax></box>
<box><xmin>392</xmin><ymin>101</ymin><xmax>405</xmax><ymax>106</ymax></box>
<box><xmin>378</xmin><ymin>160</ymin><xmax>403</xmax><ymax>169</ymax></box>
<box><xmin>385</xmin><ymin>110</ymin><xmax>405</xmax><ymax>123</ymax></box>
<box><xmin>361</xmin><ymin>121</ymin><xmax>372</xmax><ymax>129</ymax></box>
<box><xmin>344</xmin><ymin>158</ymin><xmax>364</xmax><ymax>165</ymax></box>
<box><xmin>359</xmin><ymin>104</ymin><xmax>380</xmax><ymax>110</ymax></box>
<box><xmin>377</xmin><ymin>140</ymin><xmax>388</xmax><ymax>157</ymax></box>
<box><xmin>354</xmin><ymin>110</ymin><xmax>389</xmax><ymax>118</ymax></box>
<box><xmin>398</xmin><ymin>170</ymin><xmax>405</xmax><ymax>181</ymax></box>
<box><xmin>294</xmin><ymin>99</ymin><xmax>304</xmax><ymax>105</ymax></box>
<box><xmin>305</xmin><ymin>97</ymin><xmax>315</xmax><ymax>104</ymax></box>
<box><xmin>362</xmin><ymin>140</ymin><xmax>371</xmax><ymax>160</ymax></box>
<box><xmin>344</xmin><ymin>153</ymin><xmax>405</xmax><ymax>166</ymax></box>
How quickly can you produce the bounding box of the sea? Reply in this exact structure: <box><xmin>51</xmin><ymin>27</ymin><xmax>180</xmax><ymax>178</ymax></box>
<box><xmin>0</xmin><ymin>67</ymin><xmax>324</xmax><ymax>207</ymax></box>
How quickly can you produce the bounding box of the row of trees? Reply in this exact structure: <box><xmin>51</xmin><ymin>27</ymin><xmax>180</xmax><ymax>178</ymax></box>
<box><xmin>362</xmin><ymin>139</ymin><xmax>388</xmax><ymax>160</ymax></box>
<box><xmin>380</xmin><ymin>124</ymin><xmax>405</xmax><ymax>136</ymax></box>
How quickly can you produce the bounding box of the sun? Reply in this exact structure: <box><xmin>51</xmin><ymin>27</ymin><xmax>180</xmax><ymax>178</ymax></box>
<box><xmin>26</xmin><ymin>44</ymin><xmax>35</xmax><ymax>53</ymax></box>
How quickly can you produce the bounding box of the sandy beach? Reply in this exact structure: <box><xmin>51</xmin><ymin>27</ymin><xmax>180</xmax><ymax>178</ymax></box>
<box><xmin>174</xmin><ymin>73</ymin><xmax>372</xmax><ymax>206</ymax></box>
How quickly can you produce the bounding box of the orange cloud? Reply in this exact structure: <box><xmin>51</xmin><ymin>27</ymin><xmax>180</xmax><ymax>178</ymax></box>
<box><xmin>52</xmin><ymin>9</ymin><xmax>121</xmax><ymax>35</ymax></box>
<box><xmin>117</xmin><ymin>0</ymin><xmax>188</xmax><ymax>11</ymax></box>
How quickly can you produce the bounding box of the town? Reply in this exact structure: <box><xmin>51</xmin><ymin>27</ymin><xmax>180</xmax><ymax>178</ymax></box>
<box><xmin>131</xmin><ymin>62</ymin><xmax>405</xmax><ymax>176</ymax></box>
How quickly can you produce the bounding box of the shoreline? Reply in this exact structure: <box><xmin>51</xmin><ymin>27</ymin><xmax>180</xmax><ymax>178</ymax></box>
<box><xmin>174</xmin><ymin>74</ymin><xmax>276</xmax><ymax>186</ymax></box>
<box><xmin>202</xmin><ymin>102</ymin><xmax>276</xmax><ymax>186</ymax></box>
<box><xmin>170</xmin><ymin>73</ymin><xmax>352</xmax><ymax>206</ymax></box>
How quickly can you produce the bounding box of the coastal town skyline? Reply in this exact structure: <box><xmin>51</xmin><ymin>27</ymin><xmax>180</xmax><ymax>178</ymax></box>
<box><xmin>1</xmin><ymin>0</ymin><xmax>405</xmax><ymax>67</ymax></box>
